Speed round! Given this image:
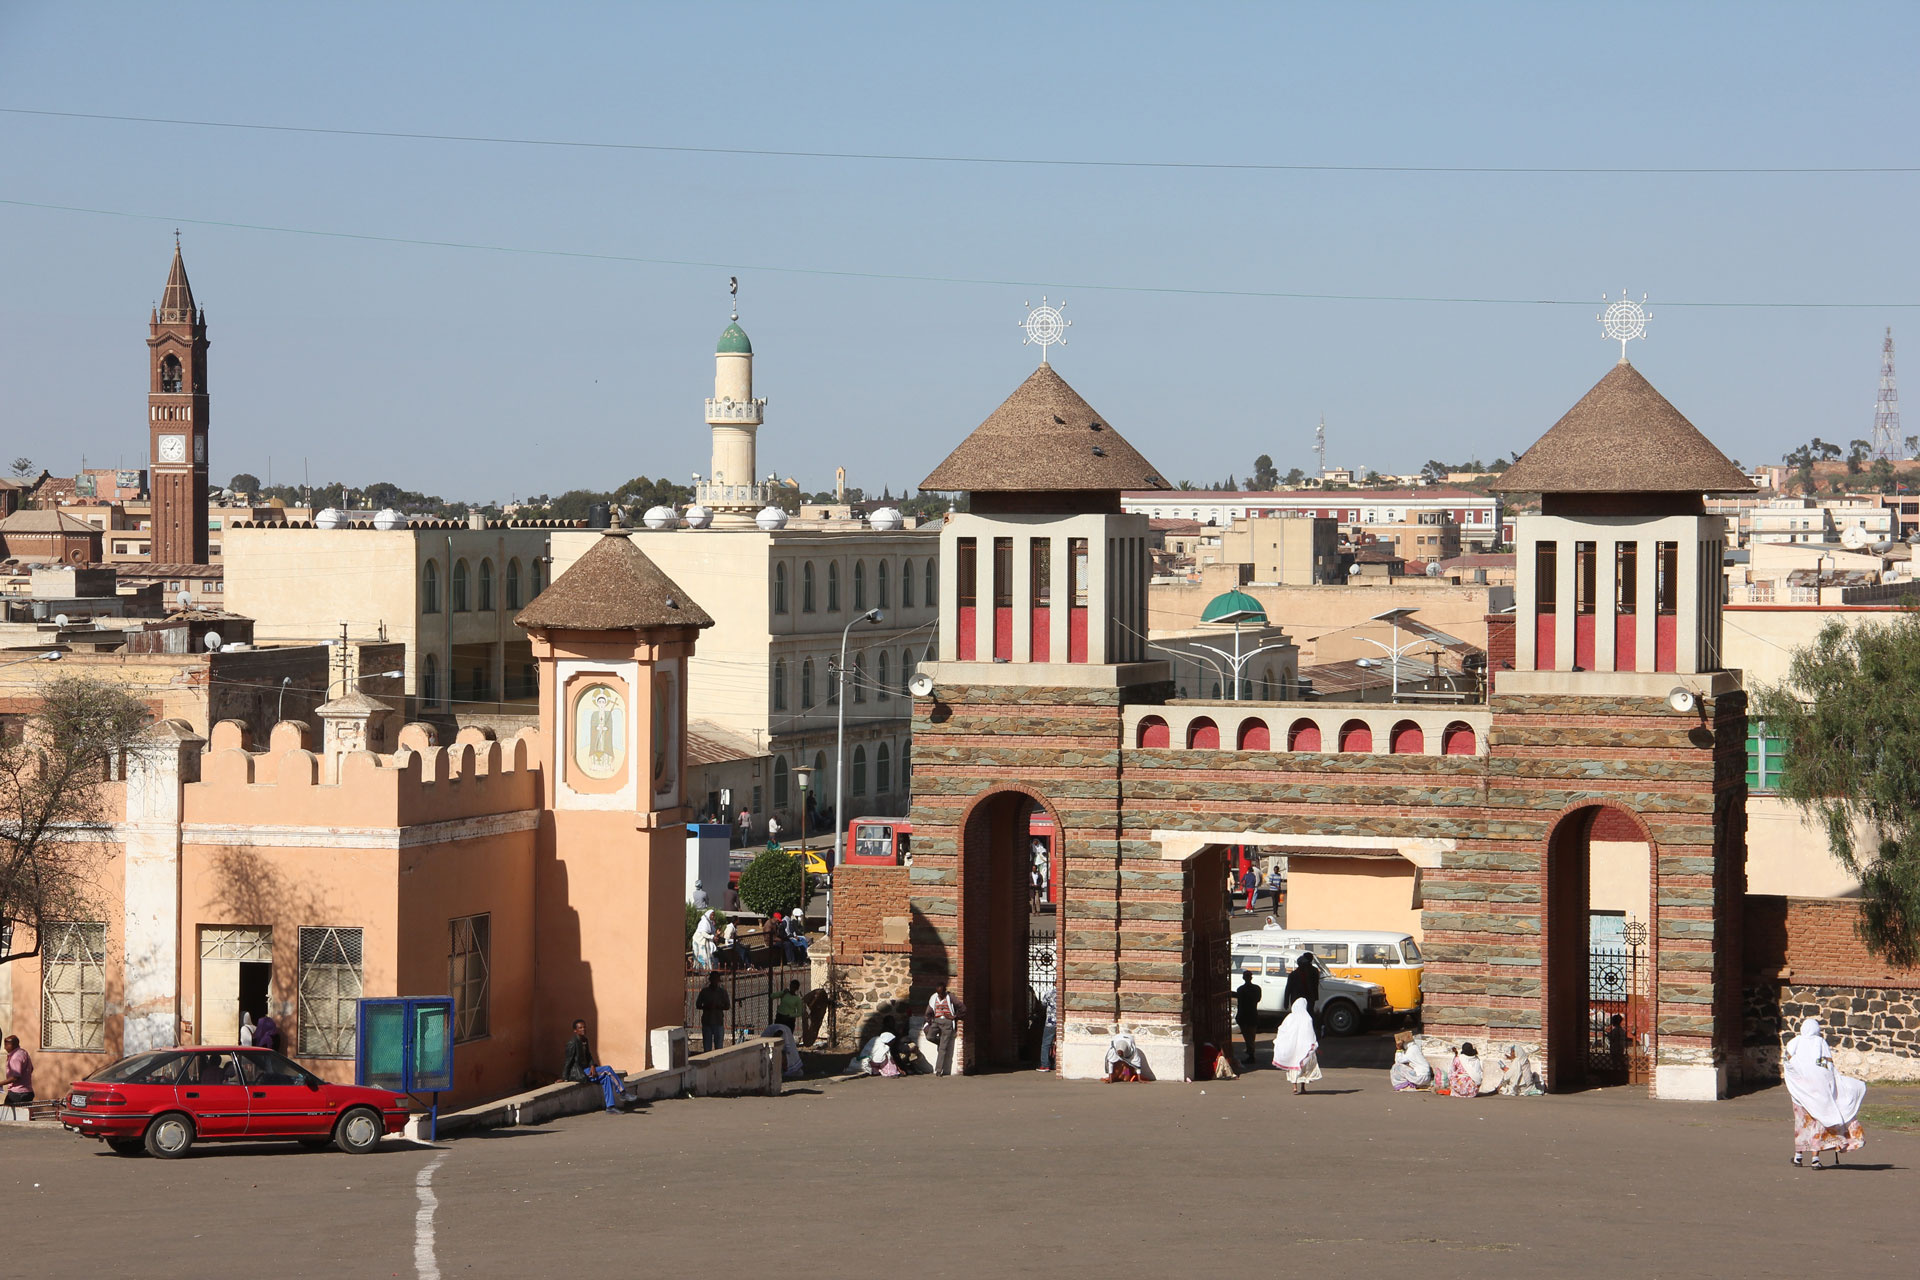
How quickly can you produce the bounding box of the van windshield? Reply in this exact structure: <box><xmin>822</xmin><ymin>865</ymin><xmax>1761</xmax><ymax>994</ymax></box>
<box><xmin>1399</xmin><ymin>939</ymin><xmax>1421</xmax><ymax>961</ymax></box>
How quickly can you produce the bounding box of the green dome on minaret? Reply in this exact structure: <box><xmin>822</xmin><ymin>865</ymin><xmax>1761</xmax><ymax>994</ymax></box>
<box><xmin>717</xmin><ymin>321</ymin><xmax>752</xmax><ymax>355</ymax></box>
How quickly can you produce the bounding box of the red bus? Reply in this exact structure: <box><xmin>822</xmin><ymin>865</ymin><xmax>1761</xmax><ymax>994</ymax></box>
<box><xmin>844</xmin><ymin>813</ymin><xmax>1060</xmax><ymax>905</ymax></box>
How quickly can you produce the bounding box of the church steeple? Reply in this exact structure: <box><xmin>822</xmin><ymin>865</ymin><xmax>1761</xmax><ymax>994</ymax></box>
<box><xmin>148</xmin><ymin>236</ymin><xmax>210</xmax><ymax>567</ymax></box>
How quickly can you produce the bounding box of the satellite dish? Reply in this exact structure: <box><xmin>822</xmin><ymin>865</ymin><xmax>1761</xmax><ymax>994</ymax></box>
<box><xmin>1347</xmin><ymin>563</ymin><xmax>1362</xmax><ymax>576</ymax></box>
<box><xmin>175</xmin><ymin>590</ymin><xmax>193</xmax><ymax>610</ymax></box>
<box><xmin>643</xmin><ymin>505</ymin><xmax>676</xmax><ymax>530</ymax></box>
<box><xmin>53</xmin><ymin>613</ymin><xmax>68</xmax><ymax>628</ymax></box>
<box><xmin>1425</xmin><ymin>561</ymin><xmax>1443</xmax><ymax>577</ymax></box>
<box><xmin>755</xmin><ymin>506</ymin><xmax>789</xmax><ymax>531</ymax></box>
<box><xmin>1666</xmin><ymin>686</ymin><xmax>1698</xmax><ymax>714</ymax></box>
<box><xmin>203</xmin><ymin>631</ymin><xmax>223</xmax><ymax>653</ymax></box>
<box><xmin>1841</xmin><ymin>524</ymin><xmax>1869</xmax><ymax>550</ymax></box>
<box><xmin>908</xmin><ymin>673</ymin><xmax>935</xmax><ymax>698</ymax></box>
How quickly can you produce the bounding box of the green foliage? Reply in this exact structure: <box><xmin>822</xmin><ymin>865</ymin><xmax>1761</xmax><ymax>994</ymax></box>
<box><xmin>685</xmin><ymin>902</ymin><xmax>729</xmax><ymax>948</ymax></box>
<box><xmin>10</xmin><ymin>457</ymin><xmax>35</xmax><ymax>479</ymax></box>
<box><xmin>1754</xmin><ymin>615</ymin><xmax>1920</xmax><ymax>966</ymax></box>
<box><xmin>1249</xmin><ymin>454</ymin><xmax>1279</xmax><ymax>490</ymax></box>
<box><xmin>735</xmin><ymin>849</ymin><xmax>803</xmax><ymax>917</ymax></box>
<box><xmin>228</xmin><ymin>472</ymin><xmax>261</xmax><ymax>495</ymax></box>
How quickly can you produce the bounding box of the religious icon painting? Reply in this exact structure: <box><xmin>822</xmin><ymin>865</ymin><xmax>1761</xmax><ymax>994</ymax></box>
<box><xmin>571</xmin><ymin>682</ymin><xmax>626</xmax><ymax>781</ymax></box>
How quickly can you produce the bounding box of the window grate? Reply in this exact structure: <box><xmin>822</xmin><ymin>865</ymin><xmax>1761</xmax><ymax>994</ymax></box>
<box><xmin>449</xmin><ymin>914</ymin><xmax>491</xmax><ymax>1042</ymax></box>
<box><xmin>41</xmin><ymin>922</ymin><xmax>108</xmax><ymax>1052</ymax></box>
<box><xmin>298</xmin><ymin>926</ymin><xmax>364</xmax><ymax>1058</ymax></box>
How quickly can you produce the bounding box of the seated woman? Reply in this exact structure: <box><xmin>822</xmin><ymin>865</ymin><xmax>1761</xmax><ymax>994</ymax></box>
<box><xmin>760</xmin><ymin>1023</ymin><xmax>804</xmax><ymax>1079</ymax></box>
<box><xmin>1446</xmin><ymin>1042</ymin><xmax>1483</xmax><ymax>1098</ymax></box>
<box><xmin>1491</xmin><ymin>1043</ymin><xmax>1541</xmax><ymax>1096</ymax></box>
<box><xmin>845</xmin><ymin>1017</ymin><xmax>905</xmax><ymax>1077</ymax></box>
<box><xmin>720</xmin><ymin>920</ymin><xmax>752</xmax><ymax>971</ymax></box>
<box><xmin>1103</xmin><ymin>1032</ymin><xmax>1148</xmax><ymax>1083</ymax></box>
<box><xmin>1389</xmin><ymin>1032</ymin><xmax>1433</xmax><ymax>1091</ymax></box>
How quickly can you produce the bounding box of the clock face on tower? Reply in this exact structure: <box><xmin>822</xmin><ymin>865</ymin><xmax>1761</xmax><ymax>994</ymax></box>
<box><xmin>157</xmin><ymin>434</ymin><xmax>186</xmax><ymax>463</ymax></box>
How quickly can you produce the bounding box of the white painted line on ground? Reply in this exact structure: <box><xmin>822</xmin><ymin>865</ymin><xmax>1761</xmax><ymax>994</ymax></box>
<box><xmin>414</xmin><ymin>1150</ymin><xmax>450</xmax><ymax>1280</ymax></box>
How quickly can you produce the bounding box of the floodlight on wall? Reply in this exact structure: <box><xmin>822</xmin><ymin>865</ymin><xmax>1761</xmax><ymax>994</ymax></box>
<box><xmin>1666</xmin><ymin>686</ymin><xmax>1698</xmax><ymax>714</ymax></box>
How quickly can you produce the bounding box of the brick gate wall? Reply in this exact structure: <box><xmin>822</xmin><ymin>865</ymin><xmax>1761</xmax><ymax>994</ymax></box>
<box><xmin>1742</xmin><ymin>894</ymin><xmax>1920</xmax><ymax>1080</ymax></box>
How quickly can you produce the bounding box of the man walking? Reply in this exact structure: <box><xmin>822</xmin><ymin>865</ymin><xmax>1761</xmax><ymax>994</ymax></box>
<box><xmin>927</xmin><ymin>981</ymin><xmax>963</xmax><ymax>1076</ymax></box>
<box><xmin>695</xmin><ymin>972</ymin><xmax>732</xmax><ymax>1053</ymax></box>
<box><xmin>3</xmin><ymin>1035</ymin><xmax>33</xmax><ymax>1107</ymax></box>
<box><xmin>767</xmin><ymin>812</ymin><xmax>782</xmax><ymax>849</ymax></box>
<box><xmin>1234</xmin><ymin>970</ymin><xmax>1263</xmax><ymax>1066</ymax></box>
<box><xmin>1240</xmin><ymin>865</ymin><xmax>1259</xmax><ymax>913</ymax></box>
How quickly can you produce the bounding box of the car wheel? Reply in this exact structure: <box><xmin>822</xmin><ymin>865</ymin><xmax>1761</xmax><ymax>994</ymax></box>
<box><xmin>107</xmin><ymin>1138</ymin><xmax>145</xmax><ymax>1156</ymax></box>
<box><xmin>1322</xmin><ymin>1000</ymin><xmax>1360</xmax><ymax>1037</ymax></box>
<box><xmin>333</xmin><ymin>1107</ymin><xmax>384</xmax><ymax>1154</ymax></box>
<box><xmin>144</xmin><ymin>1113</ymin><xmax>196</xmax><ymax>1159</ymax></box>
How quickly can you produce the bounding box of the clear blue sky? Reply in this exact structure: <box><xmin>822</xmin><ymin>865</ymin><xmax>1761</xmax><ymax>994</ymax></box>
<box><xmin>4</xmin><ymin>3</ymin><xmax>1917</xmax><ymax>501</ymax></box>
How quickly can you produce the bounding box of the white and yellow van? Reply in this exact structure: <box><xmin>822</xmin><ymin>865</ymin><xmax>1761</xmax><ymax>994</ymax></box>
<box><xmin>1252</xmin><ymin>928</ymin><xmax>1423</xmax><ymax>1013</ymax></box>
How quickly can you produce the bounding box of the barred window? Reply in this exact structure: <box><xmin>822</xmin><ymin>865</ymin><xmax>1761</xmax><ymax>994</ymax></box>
<box><xmin>41</xmin><ymin>922</ymin><xmax>107</xmax><ymax>1052</ymax></box>
<box><xmin>449</xmin><ymin>914</ymin><xmax>491</xmax><ymax>1042</ymax></box>
<box><xmin>298</xmin><ymin>926</ymin><xmax>364</xmax><ymax>1058</ymax></box>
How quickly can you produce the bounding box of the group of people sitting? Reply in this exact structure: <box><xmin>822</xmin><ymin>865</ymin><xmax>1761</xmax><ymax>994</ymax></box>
<box><xmin>689</xmin><ymin>908</ymin><xmax>812</xmax><ymax>971</ymax></box>
<box><xmin>845</xmin><ymin>1015</ymin><xmax>929</xmax><ymax>1077</ymax></box>
<box><xmin>1388</xmin><ymin>1033</ymin><xmax>1541</xmax><ymax>1098</ymax></box>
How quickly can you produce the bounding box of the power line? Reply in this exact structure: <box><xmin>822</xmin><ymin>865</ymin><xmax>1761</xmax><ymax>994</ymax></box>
<box><xmin>6</xmin><ymin>106</ymin><xmax>1918</xmax><ymax>177</ymax></box>
<box><xmin>5</xmin><ymin>196</ymin><xmax>1919</xmax><ymax>311</ymax></box>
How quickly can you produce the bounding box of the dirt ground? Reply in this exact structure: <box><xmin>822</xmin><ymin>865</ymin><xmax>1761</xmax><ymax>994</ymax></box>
<box><xmin>2</xmin><ymin>1057</ymin><xmax>1913</xmax><ymax>1280</ymax></box>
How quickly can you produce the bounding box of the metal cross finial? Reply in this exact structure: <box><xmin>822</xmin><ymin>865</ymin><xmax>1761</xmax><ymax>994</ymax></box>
<box><xmin>1598</xmin><ymin>290</ymin><xmax>1651</xmax><ymax>363</ymax></box>
<box><xmin>728</xmin><ymin>276</ymin><xmax>739</xmax><ymax>322</ymax></box>
<box><xmin>1021</xmin><ymin>297</ymin><xmax>1070</xmax><ymax>364</ymax></box>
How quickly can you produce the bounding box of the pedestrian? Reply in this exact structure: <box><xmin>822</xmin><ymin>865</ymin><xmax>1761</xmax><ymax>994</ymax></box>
<box><xmin>775</xmin><ymin>980</ymin><xmax>804</xmax><ymax>1031</ymax></box>
<box><xmin>738</xmin><ymin>807</ymin><xmax>753</xmax><ymax>847</ymax></box>
<box><xmin>767</xmin><ymin>911</ymin><xmax>788</xmax><ymax>965</ymax></box>
<box><xmin>767</xmin><ymin>813</ymin><xmax>782</xmax><ymax>848</ymax></box>
<box><xmin>1225</xmin><ymin>864</ymin><xmax>1238</xmax><ymax>913</ymax></box>
<box><xmin>3</xmin><ymin>1034</ymin><xmax>34</xmax><ymax>1107</ymax></box>
<box><xmin>239</xmin><ymin>1011</ymin><xmax>257</xmax><ymax>1047</ymax></box>
<box><xmin>691</xmin><ymin>909</ymin><xmax>718</xmax><ymax>970</ymax></box>
<box><xmin>1234</xmin><ymin>969</ymin><xmax>1263</xmax><ymax>1066</ymax></box>
<box><xmin>1281</xmin><ymin>952</ymin><xmax>1321</xmax><ymax>1032</ymax></box>
<box><xmin>721</xmin><ymin>918</ymin><xmax>751</xmax><ymax>970</ymax></box>
<box><xmin>695</xmin><ymin>972</ymin><xmax>731</xmax><ymax>1053</ymax></box>
<box><xmin>1784</xmin><ymin>1016</ymin><xmax>1866</xmax><ymax>1168</ymax></box>
<box><xmin>692</xmin><ymin>881</ymin><xmax>710</xmax><ymax>910</ymax></box>
<box><xmin>562</xmin><ymin>1018</ymin><xmax>626</xmax><ymax>1111</ymax></box>
<box><xmin>785</xmin><ymin>915</ymin><xmax>810</xmax><ymax>965</ymax></box>
<box><xmin>1030</xmin><ymin>836</ymin><xmax>1049</xmax><ymax>909</ymax></box>
<box><xmin>252</xmin><ymin>1010</ymin><xmax>280</xmax><ymax>1051</ymax></box>
<box><xmin>1265</xmin><ymin>864</ymin><xmax>1283</xmax><ymax>905</ymax></box>
<box><xmin>927</xmin><ymin>980</ymin><xmax>963</xmax><ymax>1076</ymax></box>
<box><xmin>1102</xmin><ymin>1032</ymin><xmax>1147</xmax><ymax>1083</ymax></box>
<box><xmin>1036</xmin><ymin>997</ymin><xmax>1057</xmax><ymax>1072</ymax></box>
<box><xmin>761</xmin><ymin>1022</ymin><xmax>803</xmax><ymax>1078</ymax></box>
<box><xmin>1271</xmin><ymin>997</ymin><xmax>1322</xmax><ymax>1094</ymax></box>
<box><xmin>1241</xmin><ymin>865</ymin><xmax>1258</xmax><ymax>912</ymax></box>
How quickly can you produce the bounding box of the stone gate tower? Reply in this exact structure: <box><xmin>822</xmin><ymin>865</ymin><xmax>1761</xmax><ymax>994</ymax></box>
<box><xmin>148</xmin><ymin>238</ymin><xmax>210</xmax><ymax>565</ymax></box>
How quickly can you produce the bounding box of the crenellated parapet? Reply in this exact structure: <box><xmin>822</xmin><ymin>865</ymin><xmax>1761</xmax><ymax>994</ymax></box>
<box><xmin>184</xmin><ymin>717</ymin><xmax>542</xmax><ymax>830</ymax></box>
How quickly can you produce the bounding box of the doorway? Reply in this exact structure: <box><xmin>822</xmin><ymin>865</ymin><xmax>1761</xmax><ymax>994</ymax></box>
<box><xmin>198</xmin><ymin>926</ymin><xmax>273</xmax><ymax>1047</ymax></box>
<box><xmin>238</xmin><ymin>962</ymin><xmax>270</xmax><ymax>1043</ymax></box>
<box><xmin>1185</xmin><ymin>845</ymin><xmax>1232</xmax><ymax>1055</ymax></box>
<box><xmin>960</xmin><ymin>790</ymin><xmax>1052</xmax><ymax>1070</ymax></box>
<box><xmin>1544</xmin><ymin>806</ymin><xmax>1654</xmax><ymax>1091</ymax></box>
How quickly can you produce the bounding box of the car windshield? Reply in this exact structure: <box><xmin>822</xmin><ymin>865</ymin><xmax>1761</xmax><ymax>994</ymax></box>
<box><xmin>86</xmin><ymin>1051</ymin><xmax>182</xmax><ymax>1084</ymax></box>
<box><xmin>1399</xmin><ymin>938</ymin><xmax>1421</xmax><ymax>961</ymax></box>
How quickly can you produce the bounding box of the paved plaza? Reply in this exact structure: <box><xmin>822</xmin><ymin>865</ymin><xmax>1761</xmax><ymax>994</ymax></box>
<box><xmin>2</xmin><ymin>1058</ymin><xmax>1913</xmax><ymax>1280</ymax></box>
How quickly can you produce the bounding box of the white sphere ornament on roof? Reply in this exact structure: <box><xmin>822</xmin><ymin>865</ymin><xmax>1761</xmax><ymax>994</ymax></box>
<box><xmin>642</xmin><ymin>505</ymin><xmax>676</xmax><ymax>530</ymax></box>
<box><xmin>683</xmin><ymin>504</ymin><xmax>713</xmax><ymax>529</ymax></box>
<box><xmin>869</xmin><ymin>506</ymin><xmax>904</xmax><ymax>532</ymax></box>
<box><xmin>1598</xmin><ymin>289</ymin><xmax>1651</xmax><ymax>364</ymax></box>
<box><xmin>1020</xmin><ymin>296</ymin><xmax>1070</xmax><ymax>363</ymax></box>
<box><xmin>372</xmin><ymin>508</ymin><xmax>405</xmax><ymax>530</ymax></box>
<box><xmin>755</xmin><ymin>506</ymin><xmax>789</xmax><ymax>531</ymax></box>
<box><xmin>315</xmin><ymin>507</ymin><xmax>346</xmax><ymax>529</ymax></box>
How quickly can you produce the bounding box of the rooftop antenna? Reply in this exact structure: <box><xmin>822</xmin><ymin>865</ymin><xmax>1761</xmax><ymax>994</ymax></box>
<box><xmin>1020</xmin><ymin>297</ymin><xmax>1069</xmax><ymax>364</ymax></box>
<box><xmin>1314</xmin><ymin>416</ymin><xmax>1326</xmax><ymax>477</ymax></box>
<box><xmin>1872</xmin><ymin>327</ymin><xmax>1902</xmax><ymax>460</ymax></box>
<box><xmin>1598</xmin><ymin>289</ymin><xmax>1651</xmax><ymax>364</ymax></box>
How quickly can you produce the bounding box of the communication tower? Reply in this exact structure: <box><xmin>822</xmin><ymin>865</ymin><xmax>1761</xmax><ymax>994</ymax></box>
<box><xmin>1872</xmin><ymin>327</ymin><xmax>1903</xmax><ymax>460</ymax></box>
<box><xmin>1314</xmin><ymin>415</ymin><xmax>1326</xmax><ymax>477</ymax></box>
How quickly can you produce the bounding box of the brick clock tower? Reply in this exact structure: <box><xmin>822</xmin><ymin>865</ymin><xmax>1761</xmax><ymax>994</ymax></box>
<box><xmin>148</xmin><ymin>238</ymin><xmax>209</xmax><ymax>565</ymax></box>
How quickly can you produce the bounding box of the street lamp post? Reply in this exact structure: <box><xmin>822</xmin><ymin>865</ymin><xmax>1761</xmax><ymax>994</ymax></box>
<box><xmin>833</xmin><ymin>608</ymin><xmax>884</xmax><ymax>872</ymax></box>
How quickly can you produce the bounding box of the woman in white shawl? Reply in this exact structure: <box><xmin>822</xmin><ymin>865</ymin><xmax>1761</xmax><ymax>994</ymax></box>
<box><xmin>1445</xmin><ymin>1042</ymin><xmax>1484</xmax><ymax>1098</ymax></box>
<box><xmin>690</xmin><ymin>910</ymin><xmax>718</xmax><ymax>970</ymax></box>
<box><xmin>1103</xmin><ymin>1032</ymin><xmax>1147</xmax><ymax>1083</ymax></box>
<box><xmin>1784</xmin><ymin>1016</ymin><xmax>1866</xmax><ymax>1167</ymax></box>
<box><xmin>1271</xmin><ymin>998</ymin><xmax>1322</xmax><ymax>1094</ymax></box>
<box><xmin>845</xmin><ymin>1023</ymin><xmax>902</xmax><ymax>1077</ymax></box>
<box><xmin>761</xmin><ymin>1023</ymin><xmax>804</xmax><ymax>1078</ymax></box>
<box><xmin>1491</xmin><ymin>1043</ymin><xmax>1541</xmax><ymax>1096</ymax></box>
<box><xmin>1389</xmin><ymin>1032</ymin><xmax>1432</xmax><ymax>1091</ymax></box>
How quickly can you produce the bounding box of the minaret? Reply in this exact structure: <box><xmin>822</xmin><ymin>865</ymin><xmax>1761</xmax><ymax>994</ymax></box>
<box><xmin>696</xmin><ymin>285</ymin><xmax>768</xmax><ymax>529</ymax></box>
<box><xmin>148</xmin><ymin>236</ymin><xmax>210</xmax><ymax>564</ymax></box>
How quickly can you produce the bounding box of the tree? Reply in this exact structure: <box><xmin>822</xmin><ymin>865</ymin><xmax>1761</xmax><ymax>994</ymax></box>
<box><xmin>1</xmin><ymin>678</ymin><xmax>153</xmax><ymax>964</ymax></box>
<box><xmin>8</xmin><ymin>458</ymin><xmax>33</xmax><ymax>480</ymax></box>
<box><xmin>736</xmin><ymin>848</ymin><xmax>803</xmax><ymax>917</ymax></box>
<box><xmin>228</xmin><ymin>472</ymin><xmax>261</xmax><ymax>495</ymax></box>
<box><xmin>1753</xmin><ymin>615</ymin><xmax>1920</xmax><ymax>966</ymax></box>
<box><xmin>1250</xmin><ymin>454</ymin><xmax>1279</xmax><ymax>491</ymax></box>
<box><xmin>1869</xmin><ymin>458</ymin><xmax>1897</xmax><ymax>493</ymax></box>
<box><xmin>1282</xmin><ymin>467</ymin><xmax>1305</xmax><ymax>487</ymax></box>
<box><xmin>1421</xmin><ymin>459</ymin><xmax>1449</xmax><ymax>484</ymax></box>
<box><xmin>1847</xmin><ymin>439</ymin><xmax>1872</xmax><ymax>475</ymax></box>
<box><xmin>1906</xmin><ymin>434</ymin><xmax>1919</xmax><ymax>457</ymax></box>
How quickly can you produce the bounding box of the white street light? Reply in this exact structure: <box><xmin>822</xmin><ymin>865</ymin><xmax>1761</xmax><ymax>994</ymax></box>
<box><xmin>834</xmin><ymin>608</ymin><xmax>885</xmax><ymax>871</ymax></box>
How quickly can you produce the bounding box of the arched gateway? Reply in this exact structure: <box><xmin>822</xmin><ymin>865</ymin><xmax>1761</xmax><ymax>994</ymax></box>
<box><xmin>850</xmin><ymin>351</ymin><xmax>1750</xmax><ymax>1098</ymax></box>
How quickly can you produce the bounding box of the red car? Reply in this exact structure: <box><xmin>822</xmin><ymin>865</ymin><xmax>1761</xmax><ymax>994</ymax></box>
<box><xmin>60</xmin><ymin>1046</ymin><xmax>410</xmax><ymax>1159</ymax></box>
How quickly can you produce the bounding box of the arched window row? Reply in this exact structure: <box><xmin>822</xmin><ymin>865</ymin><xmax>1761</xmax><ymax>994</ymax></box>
<box><xmin>1133</xmin><ymin>715</ymin><xmax>1480</xmax><ymax>757</ymax></box>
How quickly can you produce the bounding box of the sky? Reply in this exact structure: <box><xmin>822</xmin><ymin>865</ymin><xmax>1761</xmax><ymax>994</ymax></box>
<box><xmin>3</xmin><ymin>3</ymin><xmax>1918</xmax><ymax>503</ymax></box>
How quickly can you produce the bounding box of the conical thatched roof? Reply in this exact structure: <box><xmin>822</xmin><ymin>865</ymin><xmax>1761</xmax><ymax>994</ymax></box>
<box><xmin>1491</xmin><ymin>362</ymin><xmax>1753</xmax><ymax>495</ymax></box>
<box><xmin>920</xmin><ymin>364</ymin><xmax>1168</xmax><ymax>493</ymax></box>
<box><xmin>515</xmin><ymin>532</ymin><xmax>714</xmax><ymax>632</ymax></box>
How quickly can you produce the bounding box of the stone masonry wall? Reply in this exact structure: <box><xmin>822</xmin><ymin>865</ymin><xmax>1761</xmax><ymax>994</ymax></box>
<box><xmin>1742</xmin><ymin>894</ymin><xmax>1920</xmax><ymax>1081</ymax></box>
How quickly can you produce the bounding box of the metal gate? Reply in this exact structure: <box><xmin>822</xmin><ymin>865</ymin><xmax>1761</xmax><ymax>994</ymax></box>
<box><xmin>1586</xmin><ymin>921</ymin><xmax>1652</xmax><ymax>1084</ymax></box>
<box><xmin>1027</xmin><ymin>935</ymin><xmax>1057</xmax><ymax>1006</ymax></box>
